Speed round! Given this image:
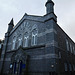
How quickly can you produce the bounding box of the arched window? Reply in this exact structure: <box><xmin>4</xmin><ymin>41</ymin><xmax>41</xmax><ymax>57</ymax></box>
<box><xmin>12</xmin><ymin>37</ymin><xmax>16</xmax><ymax>50</ymax></box>
<box><xmin>18</xmin><ymin>38</ymin><xmax>22</xmax><ymax>47</ymax></box>
<box><xmin>66</xmin><ymin>39</ymin><xmax>69</xmax><ymax>51</ymax></box>
<box><xmin>73</xmin><ymin>46</ymin><xmax>74</xmax><ymax>54</ymax></box>
<box><xmin>23</xmin><ymin>32</ymin><xmax>29</xmax><ymax>47</ymax></box>
<box><xmin>70</xmin><ymin>43</ymin><xmax>72</xmax><ymax>53</ymax></box>
<box><xmin>58</xmin><ymin>52</ymin><xmax>61</xmax><ymax>59</ymax></box>
<box><xmin>69</xmin><ymin>64</ymin><xmax>72</xmax><ymax>71</ymax></box>
<box><xmin>32</xmin><ymin>29</ymin><xmax>38</xmax><ymax>46</ymax></box>
<box><xmin>64</xmin><ymin>63</ymin><xmax>68</xmax><ymax>71</ymax></box>
<box><xmin>17</xmin><ymin>34</ymin><xmax>22</xmax><ymax>48</ymax></box>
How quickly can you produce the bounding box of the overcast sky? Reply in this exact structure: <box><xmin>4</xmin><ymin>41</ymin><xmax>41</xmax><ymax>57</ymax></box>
<box><xmin>0</xmin><ymin>0</ymin><xmax>75</xmax><ymax>42</ymax></box>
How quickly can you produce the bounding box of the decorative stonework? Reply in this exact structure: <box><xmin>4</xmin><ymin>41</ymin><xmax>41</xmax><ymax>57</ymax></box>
<box><xmin>11</xmin><ymin>47</ymin><xmax>28</xmax><ymax>63</ymax></box>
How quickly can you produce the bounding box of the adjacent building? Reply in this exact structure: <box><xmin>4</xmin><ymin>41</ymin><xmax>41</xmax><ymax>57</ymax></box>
<box><xmin>0</xmin><ymin>40</ymin><xmax>3</xmax><ymax>59</ymax></box>
<box><xmin>0</xmin><ymin>0</ymin><xmax>75</xmax><ymax>75</ymax></box>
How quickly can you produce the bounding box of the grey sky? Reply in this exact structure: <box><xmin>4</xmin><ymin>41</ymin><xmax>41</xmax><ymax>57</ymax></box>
<box><xmin>0</xmin><ymin>0</ymin><xmax>75</xmax><ymax>42</ymax></box>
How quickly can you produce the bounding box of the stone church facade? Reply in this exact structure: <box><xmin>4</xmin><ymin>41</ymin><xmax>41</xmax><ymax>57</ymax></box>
<box><xmin>0</xmin><ymin>0</ymin><xmax>75</xmax><ymax>75</ymax></box>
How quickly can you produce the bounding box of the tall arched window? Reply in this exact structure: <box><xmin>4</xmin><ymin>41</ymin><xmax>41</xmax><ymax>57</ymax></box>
<box><xmin>66</xmin><ymin>39</ymin><xmax>69</xmax><ymax>51</ymax></box>
<box><xmin>23</xmin><ymin>32</ymin><xmax>29</xmax><ymax>47</ymax></box>
<box><xmin>73</xmin><ymin>46</ymin><xmax>74</xmax><ymax>54</ymax></box>
<box><xmin>70</xmin><ymin>43</ymin><xmax>72</xmax><ymax>53</ymax></box>
<box><xmin>12</xmin><ymin>37</ymin><xmax>16</xmax><ymax>50</ymax></box>
<box><xmin>18</xmin><ymin>38</ymin><xmax>22</xmax><ymax>47</ymax></box>
<box><xmin>17</xmin><ymin>34</ymin><xmax>22</xmax><ymax>48</ymax></box>
<box><xmin>32</xmin><ymin>29</ymin><xmax>38</xmax><ymax>46</ymax></box>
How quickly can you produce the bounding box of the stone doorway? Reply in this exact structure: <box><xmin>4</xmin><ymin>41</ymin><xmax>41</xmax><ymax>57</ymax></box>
<box><xmin>10</xmin><ymin>47</ymin><xmax>29</xmax><ymax>75</ymax></box>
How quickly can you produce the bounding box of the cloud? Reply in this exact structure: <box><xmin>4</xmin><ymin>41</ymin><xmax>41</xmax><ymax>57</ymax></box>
<box><xmin>0</xmin><ymin>0</ymin><xmax>75</xmax><ymax>42</ymax></box>
<box><xmin>54</xmin><ymin>0</ymin><xmax>75</xmax><ymax>42</ymax></box>
<box><xmin>0</xmin><ymin>0</ymin><xmax>18</xmax><ymax>12</ymax></box>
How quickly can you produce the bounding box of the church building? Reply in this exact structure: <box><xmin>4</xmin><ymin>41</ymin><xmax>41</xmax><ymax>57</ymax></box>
<box><xmin>0</xmin><ymin>0</ymin><xmax>75</xmax><ymax>75</ymax></box>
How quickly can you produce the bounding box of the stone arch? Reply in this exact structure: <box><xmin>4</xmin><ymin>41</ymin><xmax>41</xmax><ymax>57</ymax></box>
<box><xmin>10</xmin><ymin>48</ymin><xmax>29</xmax><ymax>75</ymax></box>
<box><xmin>32</xmin><ymin>24</ymin><xmax>38</xmax><ymax>31</ymax></box>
